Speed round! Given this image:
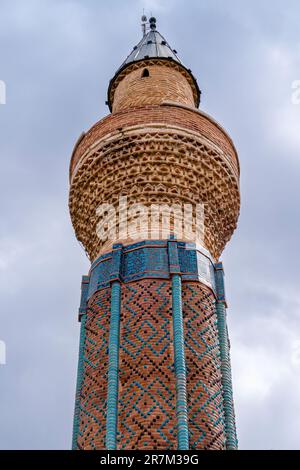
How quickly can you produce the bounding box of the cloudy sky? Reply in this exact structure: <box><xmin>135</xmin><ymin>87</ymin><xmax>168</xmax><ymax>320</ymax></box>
<box><xmin>0</xmin><ymin>0</ymin><xmax>299</xmax><ymax>450</ymax></box>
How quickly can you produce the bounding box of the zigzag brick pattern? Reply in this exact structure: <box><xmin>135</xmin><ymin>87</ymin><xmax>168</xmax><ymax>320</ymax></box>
<box><xmin>118</xmin><ymin>279</ymin><xmax>177</xmax><ymax>450</ymax></box>
<box><xmin>77</xmin><ymin>289</ymin><xmax>110</xmax><ymax>450</ymax></box>
<box><xmin>182</xmin><ymin>282</ymin><xmax>226</xmax><ymax>450</ymax></box>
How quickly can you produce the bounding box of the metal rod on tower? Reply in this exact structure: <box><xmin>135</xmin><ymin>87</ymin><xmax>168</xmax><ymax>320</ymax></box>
<box><xmin>141</xmin><ymin>14</ymin><xmax>147</xmax><ymax>36</ymax></box>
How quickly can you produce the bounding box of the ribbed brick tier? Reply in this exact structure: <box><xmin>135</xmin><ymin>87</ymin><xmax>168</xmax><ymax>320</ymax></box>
<box><xmin>70</xmin><ymin>104</ymin><xmax>239</xmax><ymax>179</ymax></box>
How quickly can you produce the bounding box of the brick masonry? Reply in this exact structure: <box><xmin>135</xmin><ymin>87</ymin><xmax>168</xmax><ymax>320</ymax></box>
<box><xmin>70</xmin><ymin>35</ymin><xmax>239</xmax><ymax>450</ymax></box>
<box><xmin>75</xmin><ymin>277</ymin><xmax>228</xmax><ymax>450</ymax></box>
<box><xmin>118</xmin><ymin>279</ymin><xmax>177</xmax><ymax>450</ymax></box>
<box><xmin>112</xmin><ymin>65</ymin><xmax>195</xmax><ymax>112</ymax></box>
<box><xmin>77</xmin><ymin>289</ymin><xmax>110</xmax><ymax>450</ymax></box>
<box><xmin>183</xmin><ymin>282</ymin><xmax>226</xmax><ymax>450</ymax></box>
<box><xmin>70</xmin><ymin>104</ymin><xmax>239</xmax><ymax>180</ymax></box>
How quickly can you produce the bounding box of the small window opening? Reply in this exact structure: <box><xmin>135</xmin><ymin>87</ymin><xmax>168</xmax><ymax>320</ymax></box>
<box><xmin>141</xmin><ymin>68</ymin><xmax>150</xmax><ymax>78</ymax></box>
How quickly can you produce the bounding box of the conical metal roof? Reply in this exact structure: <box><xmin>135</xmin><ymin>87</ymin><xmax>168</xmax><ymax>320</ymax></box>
<box><xmin>120</xmin><ymin>26</ymin><xmax>181</xmax><ymax>68</ymax></box>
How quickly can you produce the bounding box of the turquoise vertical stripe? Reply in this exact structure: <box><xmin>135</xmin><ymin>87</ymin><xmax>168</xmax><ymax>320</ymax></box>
<box><xmin>106</xmin><ymin>281</ymin><xmax>121</xmax><ymax>450</ymax></box>
<box><xmin>172</xmin><ymin>274</ymin><xmax>189</xmax><ymax>450</ymax></box>
<box><xmin>216</xmin><ymin>301</ymin><xmax>238</xmax><ymax>450</ymax></box>
<box><xmin>72</xmin><ymin>313</ymin><xmax>87</xmax><ymax>450</ymax></box>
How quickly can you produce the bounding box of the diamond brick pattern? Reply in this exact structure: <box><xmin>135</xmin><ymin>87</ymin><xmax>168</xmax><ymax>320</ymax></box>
<box><xmin>182</xmin><ymin>282</ymin><xmax>226</xmax><ymax>450</ymax></box>
<box><xmin>75</xmin><ymin>277</ymin><xmax>231</xmax><ymax>450</ymax></box>
<box><xmin>118</xmin><ymin>279</ymin><xmax>177</xmax><ymax>450</ymax></box>
<box><xmin>77</xmin><ymin>289</ymin><xmax>110</xmax><ymax>450</ymax></box>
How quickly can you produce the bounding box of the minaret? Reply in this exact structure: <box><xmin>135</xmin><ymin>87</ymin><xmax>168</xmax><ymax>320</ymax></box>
<box><xmin>70</xmin><ymin>17</ymin><xmax>240</xmax><ymax>450</ymax></box>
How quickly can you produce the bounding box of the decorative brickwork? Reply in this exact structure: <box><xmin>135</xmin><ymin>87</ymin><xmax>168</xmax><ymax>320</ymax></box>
<box><xmin>182</xmin><ymin>282</ymin><xmax>226</xmax><ymax>450</ymax></box>
<box><xmin>72</xmin><ymin>241</ymin><xmax>237</xmax><ymax>450</ymax></box>
<box><xmin>69</xmin><ymin>109</ymin><xmax>240</xmax><ymax>261</ymax></box>
<box><xmin>70</xmin><ymin>105</ymin><xmax>239</xmax><ymax>181</ymax></box>
<box><xmin>77</xmin><ymin>289</ymin><xmax>110</xmax><ymax>450</ymax></box>
<box><xmin>118</xmin><ymin>279</ymin><xmax>177</xmax><ymax>450</ymax></box>
<box><xmin>70</xmin><ymin>21</ymin><xmax>240</xmax><ymax>451</ymax></box>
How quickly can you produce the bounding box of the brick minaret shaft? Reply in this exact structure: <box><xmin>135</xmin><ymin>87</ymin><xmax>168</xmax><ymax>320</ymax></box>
<box><xmin>69</xmin><ymin>17</ymin><xmax>240</xmax><ymax>450</ymax></box>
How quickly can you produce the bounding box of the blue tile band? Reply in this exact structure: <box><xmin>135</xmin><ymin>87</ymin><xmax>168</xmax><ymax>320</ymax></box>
<box><xmin>110</xmin><ymin>244</ymin><xmax>123</xmax><ymax>282</ymax></box>
<box><xmin>168</xmin><ymin>239</ymin><xmax>181</xmax><ymax>273</ymax></box>
<box><xmin>78</xmin><ymin>275</ymin><xmax>90</xmax><ymax>319</ymax></box>
<box><xmin>215</xmin><ymin>262</ymin><xmax>227</xmax><ymax>305</ymax></box>
<box><xmin>105</xmin><ymin>280</ymin><xmax>121</xmax><ymax>450</ymax></box>
<box><xmin>215</xmin><ymin>263</ymin><xmax>238</xmax><ymax>450</ymax></box>
<box><xmin>172</xmin><ymin>273</ymin><xmax>189</xmax><ymax>450</ymax></box>
<box><xmin>88</xmin><ymin>241</ymin><xmax>216</xmax><ymax>299</ymax></box>
<box><xmin>72</xmin><ymin>312</ymin><xmax>87</xmax><ymax>449</ymax></box>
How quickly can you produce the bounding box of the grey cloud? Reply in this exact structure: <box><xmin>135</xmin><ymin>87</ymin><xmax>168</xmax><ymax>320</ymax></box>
<box><xmin>0</xmin><ymin>0</ymin><xmax>299</xmax><ymax>449</ymax></box>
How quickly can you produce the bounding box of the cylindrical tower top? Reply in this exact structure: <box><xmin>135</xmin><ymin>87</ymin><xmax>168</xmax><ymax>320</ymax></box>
<box><xmin>107</xmin><ymin>19</ymin><xmax>201</xmax><ymax>112</ymax></box>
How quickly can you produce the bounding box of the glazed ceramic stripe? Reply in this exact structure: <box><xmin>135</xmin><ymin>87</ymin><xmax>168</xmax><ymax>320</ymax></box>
<box><xmin>215</xmin><ymin>264</ymin><xmax>238</xmax><ymax>449</ymax></box>
<box><xmin>216</xmin><ymin>302</ymin><xmax>238</xmax><ymax>449</ymax></box>
<box><xmin>172</xmin><ymin>274</ymin><xmax>189</xmax><ymax>450</ymax></box>
<box><xmin>106</xmin><ymin>280</ymin><xmax>121</xmax><ymax>449</ymax></box>
<box><xmin>72</xmin><ymin>313</ymin><xmax>87</xmax><ymax>449</ymax></box>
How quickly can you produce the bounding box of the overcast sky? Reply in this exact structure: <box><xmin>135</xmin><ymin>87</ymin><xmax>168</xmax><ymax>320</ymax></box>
<box><xmin>0</xmin><ymin>0</ymin><xmax>300</xmax><ymax>450</ymax></box>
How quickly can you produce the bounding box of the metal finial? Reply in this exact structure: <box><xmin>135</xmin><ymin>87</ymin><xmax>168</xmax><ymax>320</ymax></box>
<box><xmin>149</xmin><ymin>17</ymin><xmax>157</xmax><ymax>30</ymax></box>
<box><xmin>141</xmin><ymin>14</ymin><xmax>147</xmax><ymax>36</ymax></box>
